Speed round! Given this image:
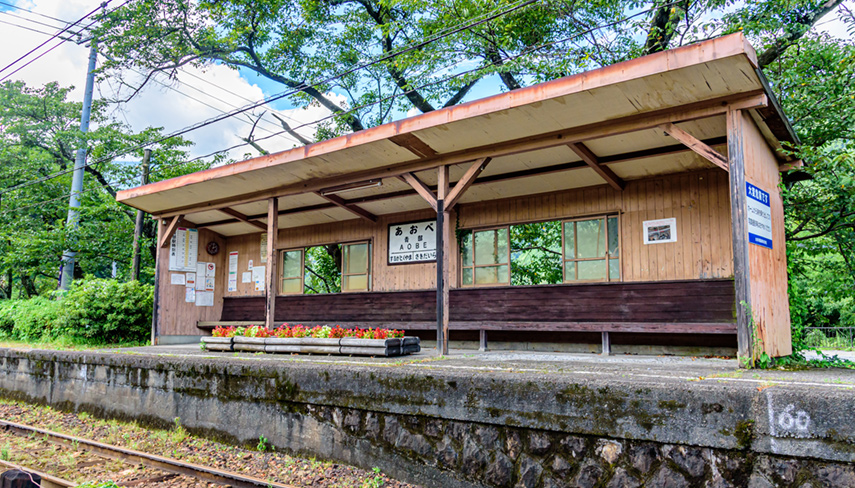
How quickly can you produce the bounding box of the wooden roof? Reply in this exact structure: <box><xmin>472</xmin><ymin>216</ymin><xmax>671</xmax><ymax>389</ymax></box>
<box><xmin>116</xmin><ymin>33</ymin><xmax>797</xmax><ymax>236</ymax></box>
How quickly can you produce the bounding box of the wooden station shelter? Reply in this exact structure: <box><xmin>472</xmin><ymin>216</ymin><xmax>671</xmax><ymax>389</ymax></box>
<box><xmin>117</xmin><ymin>33</ymin><xmax>799</xmax><ymax>361</ymax></box>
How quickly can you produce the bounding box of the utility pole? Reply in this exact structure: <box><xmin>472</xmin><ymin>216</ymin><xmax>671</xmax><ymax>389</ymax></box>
<box><xmin>59</xmin><ymin>39</ymin><xmax>97</xmax><ymax>291</ymax></box>
<box><xmin>131</xmin><ymin>149</ymin><xmax>151</xmax><ymax>281</ymax></box>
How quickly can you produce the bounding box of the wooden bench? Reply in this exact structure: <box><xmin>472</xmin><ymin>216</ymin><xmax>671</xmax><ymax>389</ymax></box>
<box><xmin>204</xmin><ymin>279</ymin><xmax>737</xmax><ymax>354</ymax></box>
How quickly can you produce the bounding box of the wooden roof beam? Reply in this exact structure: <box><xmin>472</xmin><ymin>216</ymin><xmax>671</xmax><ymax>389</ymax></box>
<box><xmin>389</xmin><ymin>134</ymin><xmax>438</xmax><ymax>158</ymax></box>
<box><xmin>158</xmin><ymin>215</ymin><xmax>182</xmax><ymax>248</ymax></box>
<box><xmin>660</xmin><ymin>122</ymin><xmax>729</xmax><ymax>172</ymax></box>
<box><xmin>218</xmin><ymin>207</ymin><xmax>268</xmax><ymax>231</ymax></box>
<box><xmin>157</xmin><ymin>91</ymin><xmax>765</xmax><ymax>219</ymax></box>
<box><xmin>195</xmin><ymin>138</ymin><xmax>731</xmax><ymax>230</ymax></box>
<box><xmin>398</xmin><ymin>173</ymin><xmax>437</xmax><ymax>211</ymax></box>
<box><xmin>567</xmin><ymin>142</ymin><xmax>625</xmax><ymax>191</ymax></box>
<box><xmin>314</xmin><ymin>192</ymin><xmax>378</xmax><ymax>222</ymax></box>
<box><xmin>445</xmin><ymin>158</ymin><xmax>491</xmax><ymax>210</ymax></box>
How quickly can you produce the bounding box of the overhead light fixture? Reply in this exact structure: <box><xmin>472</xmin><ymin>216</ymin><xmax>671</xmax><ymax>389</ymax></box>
<box><xmin>319</xmin><ymin>179</ymin><xmax>383</xmax><ymax>196</ymax></box>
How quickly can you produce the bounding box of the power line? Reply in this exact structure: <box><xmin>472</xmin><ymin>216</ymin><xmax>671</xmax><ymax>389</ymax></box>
<box><xmin>0</xmin><ymin>1</ymin><xmax>76</xmax><ymax>26</ymax></box>
<box><xmin>0</xmin><ymin>17</ymin><xmax>61</xmax><ymax>38</ymax></box>
<box><xmin>0</xmin><ymin>2</ymin><xmax>672</xmax><ymax>215</ymax></box>
<box><xmin>0</xmin><ymin>0</ymin><xmax>542</xmax><ymax>196</ymax></box>
<box><xmin>0</xmin><ymin>9</ymin><xmax>71</xmax><ymax>31</ymax></box>
<box><xmin>177</xmin><ymin>3</ymin><xmax>675</xmax><ymax>169</ymax></box>
<box><xmin>0</xmin><ymin>1</ymin><xmax>108</xmax><ymax>76</ymax></box>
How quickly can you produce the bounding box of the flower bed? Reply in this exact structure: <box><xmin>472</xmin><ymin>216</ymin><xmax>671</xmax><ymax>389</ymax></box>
<box><xmin>200</xmin><ymin>325</ymin><xmax>420</xmax><ymax>357</ymax></box>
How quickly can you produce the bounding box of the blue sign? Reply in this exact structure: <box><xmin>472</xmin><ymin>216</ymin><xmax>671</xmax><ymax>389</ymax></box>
<box><xmin>746</xmin><ymin>182</ymin><xmax>772</xmax><ymax>249</ymax></box>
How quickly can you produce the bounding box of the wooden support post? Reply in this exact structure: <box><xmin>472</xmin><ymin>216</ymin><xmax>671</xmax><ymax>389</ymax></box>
<box><xmin>151</xmin><ymin>219</ymin><xmax>162</xmax><ymax>345</ymax></box>
<box><xmin>436</xmin><ymin>166</ymin><xmax>450</xmax><ymax>355</ymax></box>
<box><xmin>727</xmin><ymin>108</ymin><xmax>753</xmax><ymax>365</ymax></box>
<box><xmin>265</xmin><ymin>198</ymin><xmax>279</xmax><ymax>329</ymax></box>
<box><xmin>479</xmin><ymin>330</ymin><xmax>488</xmax><ymax>352</ymax></box>
<box><xmin>601</xmin><ymin>331</ymin><xmax>611</xmax><ymax>356</ymax></box>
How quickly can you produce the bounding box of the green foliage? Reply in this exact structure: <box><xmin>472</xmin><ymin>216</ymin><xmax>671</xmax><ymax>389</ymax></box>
<box><xmin>60</xmin><ymin>277</ymin><xmax>153</xmax><ymax>344</ymax></box>
<box><xmin>75</xmin><ymin>482</ymin><xmax>121</xmax><ymax>488</ymax></box>
<box><xmin>257</xmin><ymin>434</ymin><xmax>270</xmax><ymax>452</ymax></box>
<box><xmin>304</xmin><ymin>245</ymin><xmax>341</xmax><ymax>294</ymax></box>
<box><xmin>0</xmin><ymin>80</ymin><xmax>201</xmax><ymax>296</ymax></box>
<box><xmin>510</xmin><ymin>221</ymin><xmax>562</xmax><ymax>286</ymax></box>
<box><xmin>0</xmin><ymin>295</ymin><xmax>64</xmax><ymax>341</ymax></box>
<box><xmin>0</xmin><ymin>277</ymin><xmax>152</xmax><ymax>345</ymax></box>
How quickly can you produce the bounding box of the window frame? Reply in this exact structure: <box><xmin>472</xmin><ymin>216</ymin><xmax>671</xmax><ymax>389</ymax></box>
<box><xmin>341</xmin><ymin>240</ymin><xmax>372</xmax><ymax>293</ymax></box>
<box><xmin>561</xmin><ymin>214</ymin><xmax>621</xmax><ymax>283</ymax></box>
<box><xmin>277</xmin><ymin>239</ymin><xmax>373</xmax><ymax>295</ymax></box>
<box><xmin>457</xmin><ymin>213</ymin><xmax>622</xmax><ymax>288</ymax></box>
<box><xmin>459</xmin><ymin>226</ymin><xmax>511</xmax><ymax>287</ymax></box>
<box><xmin>279</xmin><ymin>248</ymin><xmax>305</xmax><ymax>295</ymax></box>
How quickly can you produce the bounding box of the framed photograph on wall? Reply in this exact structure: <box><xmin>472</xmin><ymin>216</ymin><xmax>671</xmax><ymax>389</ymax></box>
<box><xmin>643</xmin><ymin>218</ymin><xmax>677</xmax><ymax>244</ymax></box>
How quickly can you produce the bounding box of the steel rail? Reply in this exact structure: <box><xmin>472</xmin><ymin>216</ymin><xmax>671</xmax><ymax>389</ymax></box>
<box><xmin>0</xmin><ymin>420</ymin><xmax>297</xmax><ymax>488</ymax></box>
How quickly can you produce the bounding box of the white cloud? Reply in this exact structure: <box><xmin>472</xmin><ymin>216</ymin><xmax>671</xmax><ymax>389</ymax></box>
<box><xmin>0</xmin><ymin>0</ymin><xmax>336</xmax><ymax>163</ymax></box>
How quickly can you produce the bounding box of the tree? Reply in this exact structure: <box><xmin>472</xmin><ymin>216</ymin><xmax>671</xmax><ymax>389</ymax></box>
<box><xmin>0</xmin><ymin>80</ymin><xmax>200</xmax><ymax>296</ymax></box>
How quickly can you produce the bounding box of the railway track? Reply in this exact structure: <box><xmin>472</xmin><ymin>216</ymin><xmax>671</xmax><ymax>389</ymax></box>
<box><xmin>0</xmin><ymin>420</ymin><xmax>297</xmax><ymax>488</ymax></box>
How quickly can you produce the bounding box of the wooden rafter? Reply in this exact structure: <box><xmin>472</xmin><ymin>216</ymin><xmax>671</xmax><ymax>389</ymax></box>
<box><xmin>445</xmin><ymin>158</ymin><xmax>491</xmax><ymax>210</ymax></box>
<box><xmin>398</xmin><ymin>173</ymin><xmax>437</xmax><ymax>211</ymax></box>
<box><xmin>567</xmin><ymin>142</ymin><xmax>625</xmax><ymax>191</ymax></box>
<box><xmin>195</xmin><ymin>137</ymin><xmax>732</xmax><ymax>229</ymax></box>
<box><xmin>660</xmin><ymin>122</ymin><xmax>729</xmax><ymax>171</ymax></box>
<box><xmin>158</xmin><ymin>215</ymin><xmax>182</xmax><ymax>248</ymax></box>
<box><xmin>389</xmin><ymin>133</ymin><xmax>437</xmax><ymax>158</ymax></box>
<box><xmin>218</xmin><ymin>207</ymin><xmax>267</xmax><ymax>231</ymax></box>
<box><xmin>154</xmin><ymin>91</ymin><xmax>766</xmax><ymax>219</ymax></box>
<box><xmin>314</xmin><ymin>192</ymin><xmax>378</xmax><ymax>222</ymax></box>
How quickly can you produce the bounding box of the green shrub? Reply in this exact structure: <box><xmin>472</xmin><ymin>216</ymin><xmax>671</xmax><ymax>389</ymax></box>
<box><xmin>60</xmin><ymin>277</ymin><xmax>153</xmax><ymax>344</ymax></box>
<box><xmin>0</xmin><ymin>296</ymin><xmax>64</xmax><ymax>341</ymax></box>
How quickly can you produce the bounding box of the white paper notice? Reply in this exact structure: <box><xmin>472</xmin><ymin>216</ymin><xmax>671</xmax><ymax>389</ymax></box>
<box><xmin>248</xmin><ymin>260</ymin><xmax>253</xmax><ymax>270</ymax></box>
<box><xmin>206</xmin><ymin>262</ymin><xmax>216</xmax><ymax>276</ymax></box>
<box><xmin>195</xmin><ymin>291</ymin><xmax>214</xmax><ymax>307</ymax></box>
<box><xmin>185</xmin><ymin>287</ymin><xmax>195</xmax><ymax>303</ymax></box>
<box><xmin>241</xmin><ymin>272</ymin><xmax>252</xmax><ymax>283</ymax></box>
<box><xmin>195</xmin><ymin>263</ymin><xmax>207</xmax><ymax>290</ymax></box>
<box><xmin>170</xmin><ymin>273</ymin><xmax>185</xmax><ymax>285</ymax></box>
<box><xmin>260</xmin><ymin>234</ymin><xmax>267</xmax><ymax>263</ymax></box>
<box><xmin>185</xmin><ymin>272</ymin><xmax>196</xmax><ymax>288</ymax></box>
<box><xmin>168</xmin><ymin>228</ymin><xmax>198</xmax><ymax>272</ymax></box>
<box><xmin>205</xmin><ymin>276</ymin><xmax>215</xmax><ymax>291</ymax></box>
<box><xmin>252</xmin><ymin>266</ymin><xmax>265</xmax><ymax>291</ymax></box>
<box><xmin>228</xmin><ymin>251</ymin><xmax>238</xmax><ymax>292</ymax></box>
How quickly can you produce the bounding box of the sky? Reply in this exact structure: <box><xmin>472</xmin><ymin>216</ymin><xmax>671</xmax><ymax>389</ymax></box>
<box><xmin>0</xmin><ymin>0</ymin><xmax>852</xmax><ymax>167</ymax></box>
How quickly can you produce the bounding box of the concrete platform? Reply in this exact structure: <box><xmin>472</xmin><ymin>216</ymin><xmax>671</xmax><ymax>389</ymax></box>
<box><xmin>99</xmin><ymin>343</ymin><xmax>855</xmax><ymax>392</ymax></box>
<box><xmin>1</xmin><ymin>345</ymin><xmax>854</xmax><ymax>488</ymax></box>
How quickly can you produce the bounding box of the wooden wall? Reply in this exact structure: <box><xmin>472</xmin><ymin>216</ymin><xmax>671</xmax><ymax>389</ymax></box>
<box><xmin>742</xmin><ymin>113</ymin><xmax>792</xmax><ymax>357</ymax></box>
<box><xmin>155</xmin><ymin>220</ymin><xmax>226</xmax><ymax>337</ymax></box>
<box><xmin>458</xmin><ymin>168</ymin><xmax>733</xmax><ymax>282</ymax></box>
<box><xmin>159</xmin><ymin>169</ymin><xmax>737</xmax><ymax>336</ymax></box>
<box><xmin>222</xmin><ymin>209</ymin><xmax>439</xmax><ymax>298</ymax></box>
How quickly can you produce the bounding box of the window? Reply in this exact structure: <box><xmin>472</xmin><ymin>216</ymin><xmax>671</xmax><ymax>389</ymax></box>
<box><xmin>460</xmin><ymin>228</ymin><xmax>510</xmax><ymax>286</ymax></box>
<box><xmin>280</xmin><ymin>249</ymin><xmax>304</xmax><ymax>294</ymax></box>
<box><xmin>342</xmin><ymin>242</ymin><xmax>371</xmax><ymax>292</ymax></box>
<box><xmin>459</xmin><ymin>215</ymin><xmax>619</xmax><ymax>287</ymax></box>
<box><xmin>563</xmin><ymin>216</ymin><xmax>620</xmax><ymax>282</ymax></box>
<box><xmin>282</xmin><ymin>241</ymin><xmax>372</xmax><ymax>294</ymax></box>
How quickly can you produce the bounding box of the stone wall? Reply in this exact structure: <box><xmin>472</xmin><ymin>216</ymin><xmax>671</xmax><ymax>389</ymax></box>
<box><xmin>0</xmin><ymin>348</ymin><xmax>853</xmax><ymax>488</ymax></box>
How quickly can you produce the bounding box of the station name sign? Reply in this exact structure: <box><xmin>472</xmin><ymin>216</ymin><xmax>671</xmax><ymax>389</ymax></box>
<box><xmin>388</xmin><ymin>219</ymin><xmax>437</xmax><ymax>264</ymax></box>
<box><xmin>746</xmin><ymin>182</ymin><xmax>773</xmax><ymax>249</ymax></box>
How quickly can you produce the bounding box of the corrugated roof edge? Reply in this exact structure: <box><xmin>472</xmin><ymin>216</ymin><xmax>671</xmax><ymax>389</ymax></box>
<box><xmin>117</xmin><ymin>32</ymin><xmax>779</xmax><ymax>205</ymax></box>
